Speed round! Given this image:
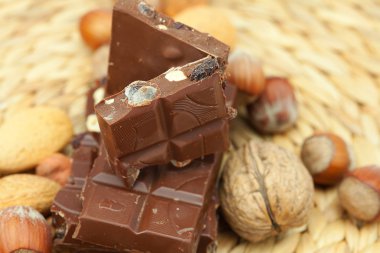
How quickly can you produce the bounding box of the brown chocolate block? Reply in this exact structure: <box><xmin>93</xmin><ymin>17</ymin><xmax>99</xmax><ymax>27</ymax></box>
<box><xmin>73</xmin><ymin>147</ymin><xmax>222</xmax><ymax>253</ymax></box>
<box><xmin>107</xmin><ymin>0</ymin><xmax>229</xmax><ymax>95</ymax></box>
<box><xmin>96</xmin><ymin>57</ymin><xmax>229</xmax><ymax>187</ymax></box>
<box><xmin>198</xmin><ymin>194</ymin><xmax>219</xmax><ymax>253</ymax></box>
<box><xmin>53</xmin><ymin>186</ymin><xmax>218</xmax><ymax>253</ymax></box>
<box><xmin>52</xmin><ymin>133</ymin><xmax>100</xmax><ymax>247</ymax></box>
<box><xmin>52</xmin><ymin>135</ymin><xmax>218</xmax><ymax>253</ymax></box>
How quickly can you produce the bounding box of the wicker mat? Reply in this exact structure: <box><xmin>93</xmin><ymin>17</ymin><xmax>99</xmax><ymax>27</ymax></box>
<box><xmin>1</xmin><ymin>0</ymin><xmax>380</xmax><ymax>252</ymax></box>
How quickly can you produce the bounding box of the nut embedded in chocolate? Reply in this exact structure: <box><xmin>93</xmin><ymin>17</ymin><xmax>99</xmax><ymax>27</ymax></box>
<box><xmin>51</xmin><ymin>150</ymin><xmax>220</xmax><ymax>253</ymax></box>
<box><xmin>137</xmin><ymin>1</ymin><xmax>156</xmax><ymax>18</ymax></box>
<box><xmin>75</xmin><ymin>151</ymin><xmax>223</xmax><ymax>252</ymax></box>
<box><xmin>124</xmin><ymin>81</ymin><xmax>160</xmax><ymax>107</ymax></box>
<box><xmin>107</xmin><ymin>0</ymin><xmax>229</xmax><ymax>95</ymax></box>
<box><xmin>190</xmin><ymin>58</ymin><xmax>219</xmax><ymax>81</ymax></box>
<box><xmin>171</xmin><ymin>159</ymin><xmax>192</xmax><ymax>168</ymax></box>
<box><xmin>53</xmin><ymin>217</ymin><xmax>67</xmax><ymax>240</ymax></box>
<box><xmin>164</xmin><ymin>68</ymin><xmax>187</xmax><ymax>82</ymax></box>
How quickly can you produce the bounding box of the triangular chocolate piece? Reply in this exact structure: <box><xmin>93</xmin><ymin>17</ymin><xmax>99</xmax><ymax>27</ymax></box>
<box><xmin>107</xmin><ymin>0</ymin><xmax>229</xmax><ymax>95</ymax></box>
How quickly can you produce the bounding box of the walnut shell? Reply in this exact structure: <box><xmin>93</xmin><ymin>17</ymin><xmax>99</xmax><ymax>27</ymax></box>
<box><xmin>220</xmin><ymin>140</ymin><xmax>314</xmax><ymax>243</ymax></box>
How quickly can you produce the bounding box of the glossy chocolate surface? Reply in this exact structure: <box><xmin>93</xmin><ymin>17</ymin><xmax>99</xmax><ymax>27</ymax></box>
<box><xmin>54</xmin><ymin>188</ymin><xmax>218</xmax><ymax>253</ymax></box>
<box><xmin>107</xmin><ymin>0</ymin><xmax>229</xmax><ymax>95</ymax></box>
<box><xmin>52</xmin><ymin>133</ymin><xmax>100</xmax><ymax>247</ymax></box>
<box><xmin>52</xmin><ymin>135</ymin><xmax>219</xmax><ymax>253</ymax></box>
<box><xmin>74</xmin><ymin>147</ymin><xmax>222</xmax><ymax>253</ymax></box>
<box><xmin>96</xmin><ymin>57</ymin><xmax>229</xmax><ymax>187</ymax></box>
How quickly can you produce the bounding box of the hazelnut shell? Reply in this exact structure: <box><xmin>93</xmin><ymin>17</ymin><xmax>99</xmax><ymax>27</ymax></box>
<box><xmin>246</xmin><ymin>77</ymin><xmax>298</xmax><ymax>134</ymax></box>
<box><xmin>339</xmin><ymin>165</ymin><xmax>380</xmax><ymax>221</ymax></box>
<box><xmin>158</xmin><ymin>0</ymin><xmax>208</xmax><ymax>16</ymax></box>
<box><xmin>226</xmin><ymin>51</ymin><xmax>265</xmax><ymax>97</ymax></box>
<box><xmin>0</xmin><ymin>206</ymin><xmax>52</xmax><ymax>253</ymax></box>
<box><xmin>174</xmin><ymin>6</ymin><xmax>237</xmax><ymax>48</ymax></box>
<box><xmin>36</xmin><ymin>153</ymin><xmax>72</xmax><ymax>186</ymax></box>
<box><xmin>79</xmin><ymin>9</ymin><xmax>112</xmax><ymax>50</ymax></box>
<box><xmin>301</xmin><ymin>133</ymin><xmax>354</xmax><ymax>185</ymax></box>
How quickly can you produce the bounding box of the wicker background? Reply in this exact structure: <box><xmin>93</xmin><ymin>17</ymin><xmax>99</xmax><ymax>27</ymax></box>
<box><xmin>1</xmin><ymin>0</ymin><xmax>380</xmax><ymax>252</ymax></box>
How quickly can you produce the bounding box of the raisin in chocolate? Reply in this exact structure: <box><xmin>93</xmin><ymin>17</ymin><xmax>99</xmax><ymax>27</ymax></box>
<box><xmin>190</xmin><ymin>58</ymin><xmax>219</xmax><ymax>81</ymax></box>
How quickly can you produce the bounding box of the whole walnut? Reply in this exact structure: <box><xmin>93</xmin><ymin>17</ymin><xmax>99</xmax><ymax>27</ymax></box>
<box><xmin>220</xmin><ymin>140</ymin><xmax>314</xmax><ymax>243</ymax></box>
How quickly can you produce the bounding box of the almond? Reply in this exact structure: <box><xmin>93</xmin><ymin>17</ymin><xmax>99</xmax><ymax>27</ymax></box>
<box><xmin>0</xmin><ymin>174</ymin><xmax>61</xmax><ymax>213</ymax></box>
<box><xmin>0</xmin><ymin>106</ymin><xmax>73</xmax><ymax>174</ymax></box>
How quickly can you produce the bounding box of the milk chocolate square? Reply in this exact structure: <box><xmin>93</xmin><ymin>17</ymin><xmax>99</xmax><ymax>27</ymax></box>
<box><xmin>73</xmin><ymin>147</ymin><xmax>222</xmax><ymax>253</ymax></box>
<box><xmin>96</xmin><ymin>57</ymin><xmax>229</xmax><ymax>187</ymax></box>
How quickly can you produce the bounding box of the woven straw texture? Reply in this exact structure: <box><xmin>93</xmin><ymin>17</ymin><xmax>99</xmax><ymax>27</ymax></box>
<box><xmin>1</xmin><ymin>0</ymin><xmax>380</xmax><ymax>252</ymax></box>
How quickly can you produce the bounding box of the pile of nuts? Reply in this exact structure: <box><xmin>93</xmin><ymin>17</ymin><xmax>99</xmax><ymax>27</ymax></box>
<box><xmin>1</xmin><ymin>1</ymin><xmax>380</xmax><ymax>252</ymax></box>
<box><xmin>0</xmin><ymin>108</ymin><xmax>72</xmax><ymax>252</ymax></box>
<box><xmin>221</xmin><ymin>47</ymin><xmax>380</xmax><ymax>243</ymax></box>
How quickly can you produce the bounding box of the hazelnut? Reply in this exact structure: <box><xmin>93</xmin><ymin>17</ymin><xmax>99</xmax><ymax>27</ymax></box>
<box><xmin>226</xmin><ymin>51</ymin><xmax>265</xmax><ymax>97</ymax></box>
<box><xmin>36</xmin><ymin>153</ymin><xmax>72</xmax><ymax>186</ymax></box>
<box><xmin>171</xmin><ymin>159</ymin><xmax>192</xmax><ymax>168</ymax></box>
<box><xmin>301</xmin><ymin>133</ymin><xmax>354</xmax><ymax>185</ymax></box>
<box><xmin>79</xmin><ymin>9</ymin><xmax>112</xmax><ymax>50</ymax></box>
<box><xmin>0</xmin><ymin>206</ymin><xmax>52</xmax><ymax>253</ymax></box>
<box><xmin>158</xmin><ymin>0</ymin><xmax>208</xmax><ymax>17</ymax></box>
<box><xmin>246</xmin><ymin>77</ymin><xmax>298</xmax><ymax>134</ymax></box>
<box><xmin>338</xmin><ymin>165</ymin><xmax>380</xmax><ymax>222</ymax></box>
<box><xmin>174</xmin><ymin>6</ymin><xmax>237</xmax><ymax>48</ymax></box>
<box><xmin>220</xmin><ymin>140</ymin><xmax>314</xmax><ymax>243</ymax></box>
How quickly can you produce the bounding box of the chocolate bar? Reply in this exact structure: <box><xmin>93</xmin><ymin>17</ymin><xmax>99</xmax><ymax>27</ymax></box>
<box><xmin>93</xmin><ymin>0</ymin><xmax>232</xmax><ymax>188</ymax></box>
<box><xmin>53</xmin><ymin>179</ymin><xmax>218</xmax><ymax>253</ymax></box>
<box><xmin>53</xmin><ymin>186</ymin><xmax>218</xmax><ymax>253</ymax></box>
<box><xmin>52</xmin><ymin>133</ymin><xmax>100</xmax><ymax>248</ymax></box>
<box><xmin>107</xmin><ymin>0</ymin><xmax>229</xmax><ymax>95</ymax></box>
<box><xmin>52</xmin><ymin>135</ymin><xmax>219</xmax><ymax>253</ymax></box>
<box><xmin>198</xmin><ymin>194</ymin><xmax>219</xmax><ymax>253</ymax></box>
<box><xmin>73</xmin><ymin>147</ymin><xmax>222</xmax><ymax>253</ymax></box>
<box><xmin>96</xmin><ymin>57</ymin><xmax>229</xmax><ymax>187</ymax></box>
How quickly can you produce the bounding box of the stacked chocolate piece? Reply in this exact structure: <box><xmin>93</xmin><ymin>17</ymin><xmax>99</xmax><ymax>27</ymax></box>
<box><xmin>51</xmin><ymin>1</ymin><xmax>236</xmax><ymax>252</ymax></box>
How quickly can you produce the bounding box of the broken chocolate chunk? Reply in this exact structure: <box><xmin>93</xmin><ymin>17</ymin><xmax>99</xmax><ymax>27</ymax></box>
<box><xmin>95</xmin><ymin>57</ymin><xmax>229</xmax><ymax>187</ymax></box>
<box><xmin>74</xmin><ymin>147</ymin><xmax>222</xmax><ymax>253</ymax></box>
<box><xmin>107</xmin><ymin>0</ymin><xmax>229</xmax><ymax>95</ymax></box>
